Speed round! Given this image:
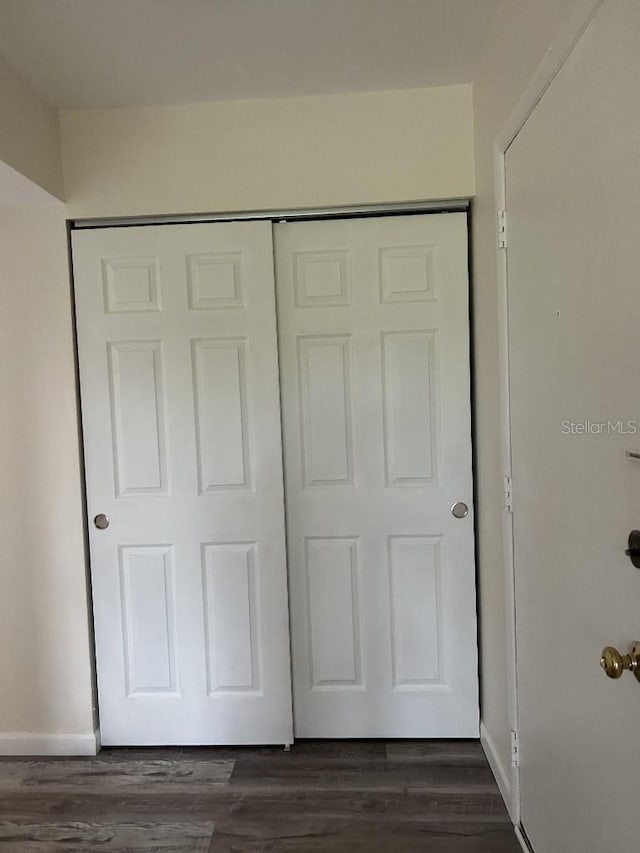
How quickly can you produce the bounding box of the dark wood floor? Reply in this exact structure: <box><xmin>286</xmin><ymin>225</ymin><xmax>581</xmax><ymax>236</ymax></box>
<box><xmin>0</xmin><ymin>740</ymin><xmax>519</xmax><ymax>851</ymax></box>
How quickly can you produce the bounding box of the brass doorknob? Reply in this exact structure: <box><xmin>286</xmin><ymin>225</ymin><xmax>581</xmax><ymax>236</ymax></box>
<box><xmin>600</xmin><ymin>642</ymin><xmax>640</xmax><ymax>682</ymax></box>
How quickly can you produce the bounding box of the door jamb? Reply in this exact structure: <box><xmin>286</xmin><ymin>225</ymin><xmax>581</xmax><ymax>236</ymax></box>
<box><xmin>492</xmin><ymin>0</ymin><xmax>605</xmax><ymax>830</ymax></box>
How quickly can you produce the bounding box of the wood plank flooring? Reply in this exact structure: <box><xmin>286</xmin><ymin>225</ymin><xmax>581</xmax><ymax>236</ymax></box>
<box><xmin>0</xmin><ymin>741</ymin><xmax>519</xmax><ymax>852</ymax></box>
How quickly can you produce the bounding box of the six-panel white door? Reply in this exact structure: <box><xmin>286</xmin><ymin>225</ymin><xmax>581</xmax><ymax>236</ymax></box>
<box><xmin>275</xmin><ymin>214</ymin><xmax>479</xmax><ymax>737</ymax></box>
<box><xmin>73</xmin><ymin>222</ymin><xmax>293</xmax><ymax>745</ymax></box>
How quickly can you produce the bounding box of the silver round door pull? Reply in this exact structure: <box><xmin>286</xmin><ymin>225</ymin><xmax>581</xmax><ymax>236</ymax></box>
<box><xmin>94</xmin><ymin>513</ymin><xmax>110</xmax><ymax>530</ymax></box>
<box><xmin>451</xmin><ymin>502</ymin><xmax>469</xmax><ymax>519</ymax></box>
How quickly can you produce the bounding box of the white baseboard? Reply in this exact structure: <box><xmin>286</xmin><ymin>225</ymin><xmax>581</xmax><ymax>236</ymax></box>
<box><xmin>0</xmin><ymin>731</ymin><xmax>99</xmax><ymax>756</ymax></box>
<box><xmin>480</xmin><ymin>721</ymin><xmax>512</xmax><ymax>813</ymax></box>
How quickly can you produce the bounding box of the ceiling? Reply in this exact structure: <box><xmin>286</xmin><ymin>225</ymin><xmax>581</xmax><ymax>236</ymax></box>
<box><xmin>0</xmin><ymin>0</ymin><xmax>501</xmax><ymax>110</ymax></box>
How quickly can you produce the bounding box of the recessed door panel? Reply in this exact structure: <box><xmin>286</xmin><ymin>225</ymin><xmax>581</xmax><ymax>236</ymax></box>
<box><xmin>305</xmin><ymin>536</ymin><xmax>362</xmax><ymax>689</ymax></box>
<box><xmin>202</xmin><ymin>542</ymin><xmax>260</xmax><ymax>694</ymax></box>
<box><xmin>388</xmin><ymin>536</ymin><xmax>442</xmax><ymax>687</ymax></box>
<box><xmin>108</xmin><ymin>340</ymin><xmax>169</xmax><ymax>497</ymax></box>
<box><xmin>120</xmin><ymin>545</ymin><xmax>178</xmax><ymax>696</ymax></box>
<box><xmin>192</xmin><ymin>338</ymin><xmax>251</xmax><ymax>493</ymax></box>
<box><xmin>382</xmin><ymin>331</ymin><xmax>438</xmax><ymax>486</ymax></box>
<box><xmin>297</xmin><ymin>335</ymin><xmax>354</xmax><ymax>487</ymax></box>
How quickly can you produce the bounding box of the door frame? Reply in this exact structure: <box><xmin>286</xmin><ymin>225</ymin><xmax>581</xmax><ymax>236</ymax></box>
<box><xmin>491</xmin><ymin>0</ymin><xmax>605</xmax><ymax>839</ymax></box>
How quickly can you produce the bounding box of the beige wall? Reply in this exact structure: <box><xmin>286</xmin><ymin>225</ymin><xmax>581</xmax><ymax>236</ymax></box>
<box><xmin>0</xmin><ymin>83</ymin><xmax>474</xmax><ymax>752</ymax></box>
<box><xmin>60</xmin><ymin>85</ymin><xmax>474</xmax><ymax>218</ymax></box>
<box><xmin>472</xmin><ymin>0</ymin><xmax>600</xmax><ymax>778</ymax></box>
<box><xmin>0</xmin><ymin>205</ymin><xmax>95</xmax><ymax>749</ymax></box>
<box><xmin>0</xmin><ymin>5</ymin><xmax>598</xmax><ymax>761</ymax></box>
<box><xmin>0</xmin><ymin>58</ymin><xmax>64</xmax><ymax>199</ymax></box>
<box><xmin>0</xmin><ymin>8</ymin><xmax>600</xmax><ymax>759</ymax></box>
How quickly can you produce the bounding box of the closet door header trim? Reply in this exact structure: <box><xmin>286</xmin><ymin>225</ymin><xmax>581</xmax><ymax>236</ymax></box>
<box><xmin>71</xmin><ymin>199</ymin><xmax>469</xmax><ymax>231</ymax></box>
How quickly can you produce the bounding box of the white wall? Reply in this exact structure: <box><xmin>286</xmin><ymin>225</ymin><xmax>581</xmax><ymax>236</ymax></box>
<box><xmin>0</xmin><ymin>57</ymin><xmax>64</xmax><ymax>199</ymax></box>
<box><xmin>0</xmin><ymin>205</ymin><xmax>95</xmax><ymax>753</ymax></box>
<box><xmin>472</xmin><ymin>0</ymin><xmax>601</xmax><ymax>783</ymax></box>
<box><xmin>60</xmin><ymin>85</ymin><xmax>474</xmax><ymax>218</ymax></box>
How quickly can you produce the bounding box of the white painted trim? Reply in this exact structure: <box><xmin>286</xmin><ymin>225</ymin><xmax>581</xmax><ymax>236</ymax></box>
<box><xmin>493</xmin><ymin>142</ymin><xmax>521</xmax><ymax>826</ymax></box>
<box><xmin>0</xmin><ymin>732</ymin><xmax>99</xmax><ymax>756</ymax></box>
<box><xmin>480</xmin><ymin>722</ymin><xmax>512</xmax><ymax>818</ymax></box>
<box><xmin>493</xmin><ymin>0</ymin><xmax>607</xmax><ymax>831</ymax></box>
<box><xmin>515</xmin><ymin>825</ymin><xmax>534</xmax><ymax>852</ymax></box>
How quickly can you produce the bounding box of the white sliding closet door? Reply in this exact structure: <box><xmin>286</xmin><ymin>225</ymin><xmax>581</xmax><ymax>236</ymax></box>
<box><xmin>73</xmin><ymin>221</ymin><xmax>292</xmax><ymax>746</ymax></box>
<box><xmin>275</xmin><ymin>214</ymin><xmax>478</xmax><ymax>737</ymax></box>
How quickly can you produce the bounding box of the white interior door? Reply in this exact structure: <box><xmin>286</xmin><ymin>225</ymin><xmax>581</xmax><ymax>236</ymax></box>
<box><xmin>73</xmin><ymin>221</ymin><xmax>293</xmax><ymax>746</ymax></box>
<box><xmin>275</xmin><ymin>214</ymin><xmax>478</xmax><ymax>737</ymax></box>
<box><xmin>506</xmin><ymin>2</ymin><xmax>640</xmax><ymax>850</ymax></box>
